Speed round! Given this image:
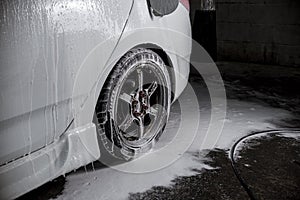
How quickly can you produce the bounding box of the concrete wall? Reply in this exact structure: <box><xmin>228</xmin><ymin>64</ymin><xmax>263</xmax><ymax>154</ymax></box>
<box><xmin>216</xmin><ymin>0</ymin><xmax>300</xmax><ymax>67</ymax></box>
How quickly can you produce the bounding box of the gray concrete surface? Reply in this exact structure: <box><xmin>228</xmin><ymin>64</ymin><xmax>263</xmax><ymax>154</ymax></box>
<box><xmin>190</xmin><ymin>0</ymin><xmax>300</xmax><ymax>66</ymax></box>
<box><xmin>215</xmin><ymin>0</ymin><xmax>300</xmax><ymax>66</ymax></box>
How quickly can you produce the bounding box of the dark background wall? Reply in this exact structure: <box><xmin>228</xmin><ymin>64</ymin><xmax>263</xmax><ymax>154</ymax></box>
<box><xmin>190</xmin><ymin>0</ymin><xmax>300</xmax><ymax>67</ymax></box>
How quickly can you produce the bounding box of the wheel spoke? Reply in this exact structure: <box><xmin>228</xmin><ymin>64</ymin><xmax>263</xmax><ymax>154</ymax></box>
<box><xmin>147</xmin><ymin>81</ymin><xmax>158</xmax><ymax>97</ymax></box>
<box><xmin>137</xmin><ymin>69</ymin><xmax>144</xmax><ymax>91</ymax></box>
<box><xmin>149</xmin><ymin>106</ymin><xmax>158</xmax><ymax>117</ymax></box>
<box><xmin>119</xmin><ymin>92</ymin><xmax>132</xmax><ymax>104</ymax></box>
<box><xmin>119</xmin><ymin>115</ymin><xmax>133</xmax><ymax>132</ymax></box>
<box><xmin>137</xmin><ymin>116</ymin><xmax>145</xmax><ymax>139</ymax></box>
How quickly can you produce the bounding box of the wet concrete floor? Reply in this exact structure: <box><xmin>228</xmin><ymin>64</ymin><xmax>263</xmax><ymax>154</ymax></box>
<box><xmin>18</xmin><ymin>62</ymin><xmax>300</xmax><ymax>200</ymax></box>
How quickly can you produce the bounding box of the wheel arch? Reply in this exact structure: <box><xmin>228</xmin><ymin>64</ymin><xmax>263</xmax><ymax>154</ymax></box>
<box><xmin>74</xmin><ymin>42</ymin><xmax>177</xmax><ymax>134</ymax></box>
<box><xmin>93</xmin><ymin>43</ymin><xmax>177</xmax><ymax>116</ymax></box>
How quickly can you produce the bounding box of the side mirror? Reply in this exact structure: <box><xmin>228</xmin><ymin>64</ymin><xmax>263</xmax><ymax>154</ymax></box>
<box><xmin>148</xmin><ymin>0</ymin><xmax>179</xmax><ymax>16</ymax></box>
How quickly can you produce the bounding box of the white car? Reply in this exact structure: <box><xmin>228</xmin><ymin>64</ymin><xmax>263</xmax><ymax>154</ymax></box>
<box><xmin>0</xmin><ymin>0</ymin><xmax>191</xmax><ymax>198</ymax></box>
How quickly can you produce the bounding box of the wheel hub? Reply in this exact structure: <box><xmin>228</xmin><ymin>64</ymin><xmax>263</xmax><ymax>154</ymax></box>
<box><xmin>131</xmin><ymin>90</ymin><xmax>150</xmax><ymax>119</ymax></box>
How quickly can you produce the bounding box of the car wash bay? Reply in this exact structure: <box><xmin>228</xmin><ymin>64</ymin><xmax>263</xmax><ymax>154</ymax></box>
<box><xmin>18</xmin><ymin>0</ymin><xmax>300</xmax><ymax>199</ymax></box>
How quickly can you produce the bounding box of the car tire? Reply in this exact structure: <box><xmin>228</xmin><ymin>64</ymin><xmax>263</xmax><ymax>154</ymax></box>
<box><xmin>95</xmin><ymin>48</ymin><xmax>171</xmax><ymax>161</ymax></box>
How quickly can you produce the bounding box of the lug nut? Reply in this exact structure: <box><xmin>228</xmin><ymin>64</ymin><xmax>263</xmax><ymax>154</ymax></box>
<box><xmin>132</xmin><ymin>100</ymin><xmax>138</xmax><ymax>105</ymax></box>
<box><xmin>142</xmin><ymin>105</ymin><xmax>148</xmax><ymax>110</ymax></box>
<box><xmin>139</xmin><ymin>91</ymin><xmax>145</xmax><ymax>97</ymax></box>
<box><xmin>133</xmin><ymin>111</ymin><xmax>141</xmax><ymax>117</ymax></box>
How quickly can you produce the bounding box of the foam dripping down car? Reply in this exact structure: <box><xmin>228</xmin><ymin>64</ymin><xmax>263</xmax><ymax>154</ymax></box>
<box><xmin>0</xmin><ymin>0</ymin><xmax>191</xmax><ymax>198</ymax></box>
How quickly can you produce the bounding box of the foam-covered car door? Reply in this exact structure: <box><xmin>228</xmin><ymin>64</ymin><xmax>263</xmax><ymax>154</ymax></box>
<box><xmin>0</xmin><ymin>0</ymin><xmax>133</xmax><ymax>165</ymax></box>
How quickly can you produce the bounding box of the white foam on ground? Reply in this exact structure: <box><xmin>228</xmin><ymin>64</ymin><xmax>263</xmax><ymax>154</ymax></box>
<box><xmin>57</xmin><ymin>81</ymin><xmax>292</xmax><ymax>200</ymax></box>
<box><xmin>278</xmin><ymin>132</ymin><xmax>300</xmax><ymax>140</ymax></box>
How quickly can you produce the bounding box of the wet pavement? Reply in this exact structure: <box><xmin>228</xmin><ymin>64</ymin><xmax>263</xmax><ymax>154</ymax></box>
<box><xmin>233</xmin><ymin>132</ymin><xmax>300</xmax><ymax>200</ymax></box>
<box><xmin>128</xmin><ymin>132</ymin><xmax>300</xmax><ymax>200</ymax></box>
<box><xmin>128</xmin><ymin>149</ymin><xmax>250</xmax><ymax>200</ymax></box>
<box><xmin>18</xmin><ymin>61</ymin><xmax>300</xmax><ymax>200</ymax></box>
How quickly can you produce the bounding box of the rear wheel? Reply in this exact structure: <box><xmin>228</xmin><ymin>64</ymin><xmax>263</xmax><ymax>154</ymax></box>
<box><xmin>96</xmin><ymin>48</ymin><xmax>171</xmax><ymax>160</ymax></box>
